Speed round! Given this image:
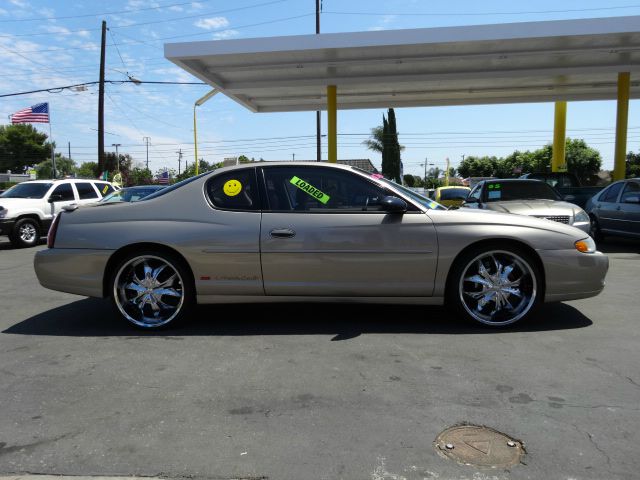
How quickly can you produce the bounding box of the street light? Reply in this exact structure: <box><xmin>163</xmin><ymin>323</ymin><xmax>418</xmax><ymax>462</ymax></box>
<box><xmin>112</xmin><ymin>143</ymin><xmax>121</xmax><ymax>171</ymax></box>
<box><xmin>193</xmin><ymin>89</ymin><xmax>218</xmax><ymax>175</ymax></box>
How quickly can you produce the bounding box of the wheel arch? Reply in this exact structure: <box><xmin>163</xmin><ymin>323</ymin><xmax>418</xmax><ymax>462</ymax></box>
<box><xmin>15</xmin><ymin>214</ymin><xmax>43</xmax><ymax>227</ymax></box>
<box><xmin>444</xmin><ymin>238</ymin><xmax>546</xmax><ymax>301</ymax></box>
<box><xmin>102</xmin><ymin>242</ymin><xmax>195</xmax><ymax>298</ymax></box>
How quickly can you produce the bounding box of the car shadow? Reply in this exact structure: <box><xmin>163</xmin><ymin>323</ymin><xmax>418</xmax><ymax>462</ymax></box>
<box><xmin>2</xmin><ymin>298</ymin><xmax>592</xmax><ymax>339</ymax></box>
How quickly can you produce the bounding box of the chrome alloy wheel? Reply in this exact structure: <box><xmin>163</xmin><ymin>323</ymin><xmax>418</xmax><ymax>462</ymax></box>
<box><xmin>459</xmin><ymin>250</ymin><xmax>537</xmax><ymax>326</ymax></box>
<box><xmin>114</xmin><ymin>255</ymin><xmax>185</xmax><ymax>328</ymax></box>
<box><xmin>19</xmin><ymin>223</ymin><xmax>37</xmax><ymax>243</ymax></box>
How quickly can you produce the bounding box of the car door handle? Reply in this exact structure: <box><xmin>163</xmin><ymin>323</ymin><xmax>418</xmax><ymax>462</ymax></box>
<box><xmin>270</xmin><ymin>228</ymin><xmax>296</xmax><ymax>238</ymax></box>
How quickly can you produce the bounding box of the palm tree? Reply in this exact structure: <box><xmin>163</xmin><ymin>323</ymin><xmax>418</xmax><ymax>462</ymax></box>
<box><xmin>362</xmin><ymin>126</ymin><xmax>384</xmax><ymax>153</ymax></box>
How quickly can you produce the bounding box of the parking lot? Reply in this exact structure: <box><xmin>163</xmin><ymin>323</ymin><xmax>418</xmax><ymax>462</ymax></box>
<box><xmin>0</xmin><ymin>238</ymin><xmax>639</xmax><ymax>480</ymax></box>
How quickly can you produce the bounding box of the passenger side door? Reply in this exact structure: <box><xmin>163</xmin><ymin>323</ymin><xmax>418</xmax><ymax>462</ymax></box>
<box><xmin>259</xmin><ymin>166</ymin><xmax>438</xmax><ymax>297</ymax></box>
<box><xmin>619</xmin><ymin>181</ymin><xmax>640</xmax><ymax>236</ymax></box>
<box><xmin>593</xmin><ymin>182</ymin><xmax>624</xmax><ymax>232</ymax></box>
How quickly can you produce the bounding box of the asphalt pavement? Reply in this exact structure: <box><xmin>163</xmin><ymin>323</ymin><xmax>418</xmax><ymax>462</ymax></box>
<box><xmin>0</xmin><ymin>237</ymin><xmax>639</xmax><ymax>480</ymax></box>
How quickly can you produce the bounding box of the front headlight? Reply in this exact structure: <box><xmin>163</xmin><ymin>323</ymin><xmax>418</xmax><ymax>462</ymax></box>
<box><xmin>573</xmin><ymin>209</ymin><xmax>589</xmax><ymax>224</ymax></box>
<box><xmin>575</xmin><ymin>237</ymin><xmax>596</xmax><ymax>253</ymax></box>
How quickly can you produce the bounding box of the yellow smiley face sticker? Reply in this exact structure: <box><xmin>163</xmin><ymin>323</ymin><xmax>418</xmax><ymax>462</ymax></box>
<box><xmin>223</xmin><ymin>179</ymin><xmax>242</xmax><ymax>197</ymax></box>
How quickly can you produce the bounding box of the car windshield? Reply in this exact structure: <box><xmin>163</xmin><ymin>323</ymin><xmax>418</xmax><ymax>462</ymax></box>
<box><xmin>100</xmin><ymin>187</ymin><xmax>164</xmax><ymax>203</ymax></box>
<box><xmin>138</xmin><ymin>172</ymin><xmax>211</xmax><ymax>201</ymax></box>
<box><xmin>484</xmin><ymin>181</ymin><xmax>561</xmax><ymax>202</ymax></box>
<box><xmin>440</xmin><ymin>188</ymin><xmax>470</xmax><ymax>200</ymax></box>
<box><xmin>0</xmin><ymin>182</ymin><xmax>52</xmax><ymax>199</ymax></box>
<box><xmin>374</xmin><ymin>176</ymin><xmax>447</xmax><ymax>210</ymax></box>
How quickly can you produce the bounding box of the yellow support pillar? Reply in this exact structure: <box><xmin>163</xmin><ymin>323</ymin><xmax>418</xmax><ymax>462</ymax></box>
<box><xmin>552</xmin><ymin>101</ymin><xmax>567</xmax><ymax>172</ymax></box>
<box><xmin>327</xmin><ymin>85</ymin><xmax>337</xmax><ymax>163</ymax></box>
<box><xmin>613</xmin><ymin>72</ymin><xmax>630</xmax><ymax>181</ymax></box>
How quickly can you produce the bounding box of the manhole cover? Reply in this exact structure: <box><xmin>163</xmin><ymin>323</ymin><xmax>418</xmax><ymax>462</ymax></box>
<box><xmin>434</xmin><ymin>424</ymin><xmax>525</xmax><ymax>468</ymax></box>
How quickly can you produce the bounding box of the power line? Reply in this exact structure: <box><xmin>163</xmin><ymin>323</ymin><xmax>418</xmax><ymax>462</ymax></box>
<box><xmin>0</xmin><ymin>0</ymin><xmax>217</xmax><ymax>23</ymax></box>
<box><xmin>0</xmin><ymin>80</ymin><xmax>207</xmax><ymax>98</ymax></box>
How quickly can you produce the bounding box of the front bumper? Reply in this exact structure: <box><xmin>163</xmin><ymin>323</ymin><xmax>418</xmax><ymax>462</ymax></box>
<box><xmin>540</xmin><ymin>249</ymin><xmax>609</xmax><ymax>302</ymax></box>
<box><xmin>0</xmin><ymin>218</ymin><xmax>16</xmax><ymax>236</ymax></box>
<box><xmin>34</xmin><ymin>248</ymin><xmax>113</xmax><ymax>298</ymax></box>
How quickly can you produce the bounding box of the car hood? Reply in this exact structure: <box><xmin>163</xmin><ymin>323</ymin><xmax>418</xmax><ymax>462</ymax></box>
<box><xmin>0</xmin><ymin>197</ymin><xmax>44</xmax><ymax>208</ymax></box>
<box><xmin>484</xmin><ymin>199</ymin><xmax>580</xmax><ymax>216</ymax></box>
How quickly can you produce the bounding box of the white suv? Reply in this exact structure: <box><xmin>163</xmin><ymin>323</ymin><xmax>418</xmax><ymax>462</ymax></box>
<box><xmin>0</xmin><ymin>179</ymin><xmax>117</xmax><ymax>248</ymax></box>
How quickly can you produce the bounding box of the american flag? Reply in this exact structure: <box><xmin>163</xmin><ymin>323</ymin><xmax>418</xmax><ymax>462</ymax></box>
<box><xmin>157</xmin><ymin>170</ymin><xmax>170</xmax><ymax>184</ymax></box>
<box><xmin>11</xmin><ymin>102</ymin><xmax>50</xmax><ymax>124</ymax></box>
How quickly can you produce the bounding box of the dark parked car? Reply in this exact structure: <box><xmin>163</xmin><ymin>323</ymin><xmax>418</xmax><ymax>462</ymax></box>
<box><xmin>586</xmin><ymin>178</ymin><xmax>640</xmax><ymax>241</ymax></box>
<box><xmin>521</xmin><ymin>172</ymin><xmax>603</xmax><ymax>209</ymax></box>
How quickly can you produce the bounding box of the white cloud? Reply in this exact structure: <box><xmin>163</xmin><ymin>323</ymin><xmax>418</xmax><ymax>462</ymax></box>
<box><xmin>36</xmin><ymin>6</ymin><xmax>54</xmax><ymax>18</ymax></box>
<box><xmin>168</xmin><ymin>5</ymin><xmax>183</xmax><ymax>12</ymax></box>
<box><xmin>190</xmin><ymin>2</ymin><xmax>204</xmax><ymax>10</ymax></box>
<box><xmin>212</xmin><ymin>29</ymin><xmax>239</xmax><ymax>40</ymax></box>
<box><xmin>194</xmin><ymin>16</ymin><xmax>229</xmax><ymax>30</ymax></box>
<box><xmin>0</xmin><ymin>8</ymin><xmax>8</xmax><ymax>15</ymax></box>
<box><xmin>8</xmin><ymin>0</ymin><xmax>29</xmax><ymax>7</ymax></box>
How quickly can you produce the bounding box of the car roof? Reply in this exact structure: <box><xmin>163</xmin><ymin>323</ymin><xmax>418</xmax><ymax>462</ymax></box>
<box><xmin>479</xmin><ymin>178</ymin><xmax>544</xmax><ymax>184</ymax></box>
<box><xmin>20</xmin><ymin>179</ymin><xmax>109</xmax><ymax>184</ymax></box>
<box><xmin>437</xmin><ymin>186</ymin><xmax>470</xmax><ymax>190</ymax></box>
<box><xmin>213</xmin><ymin>161</ymin><xmax>357</xmax><ymax>174</ymax></box>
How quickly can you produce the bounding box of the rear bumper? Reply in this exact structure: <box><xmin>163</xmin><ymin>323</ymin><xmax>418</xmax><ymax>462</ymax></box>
<box><xmin>540</xmin><ymin>249</ymin><xmax>609</xmax><ymax>302</ymax></box>
<box><xmin>34</xmin><ymin>248</ymin><xmax>113</xmax><ymax>297</ymax></box>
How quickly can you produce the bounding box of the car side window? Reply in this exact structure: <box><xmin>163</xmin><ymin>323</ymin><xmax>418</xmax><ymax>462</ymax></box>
<box><xmin>206</xmin><ymin>169</ymin><xmax>260</xmax><ymax>211</ymax></box>
<box><xmin>620</xmin><ymin>182</ymin><xmax>640</xmax><ymax>203</ymax></box>
<box><xmin>76</xmin><ymin>182</ymin><xmax>99</xmax><ymax>199</ymax></box>
<box><xmin>95</xmin><ymin>182</ymin><xmax>114</xmax><ymax>197</ymax></box>
<box><xmin>50</xmin><ymin>183</ymin><xmax>75</xmax><ymax>201</ymax></box>
<box><xmin>262</xmin><ymin>167</ymin><xmax>392</xmax><ymax>212</ymax></box>
<box><xmin>600</xmin><ymin>182</ymin><xmax>624</xmax><ymax>203</ymax></box>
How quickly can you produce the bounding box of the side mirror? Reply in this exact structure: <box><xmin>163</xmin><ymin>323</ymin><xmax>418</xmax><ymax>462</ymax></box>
<box><xmin>381</xmin><ymin>196</ymin><xmax>407</xmax><ymax>213</ymax></box>
<box><xmin>564</xmin><ymin>194</ymin><xmax>576</xmax><ymax>202</ymax></box>
<box><xmin>463</xmin><ymin>197</ymin><xmax>479</xmax><ymax>205</ymax></box>
<box><xmin>48</xmin><ymin>194</ymin><xmax>63</xmax><ymax>203</ymax></box>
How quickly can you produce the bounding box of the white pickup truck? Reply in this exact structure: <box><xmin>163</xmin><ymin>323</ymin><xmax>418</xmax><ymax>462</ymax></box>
<box><xmin>0</xmin><ymin>179</ymin><xmax>117</xmax><ymax>248</ymax></box>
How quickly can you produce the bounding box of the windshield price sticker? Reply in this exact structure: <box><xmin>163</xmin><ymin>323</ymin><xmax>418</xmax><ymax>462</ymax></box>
<box><xmin>488</xmin><ymin>183</ymin><xmax>501</xmax><ymax>190</ymax></box>
<box><xmin>290</xmin><ymin>176</ymin><xmax>330</xmax><ymax>204</ymax></box>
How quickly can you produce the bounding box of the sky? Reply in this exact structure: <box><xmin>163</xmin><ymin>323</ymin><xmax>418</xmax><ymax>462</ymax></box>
<box><xmin>0</xmin><ymin>0</ymin><xmax>639</xmax><ymax>177</ymax></box>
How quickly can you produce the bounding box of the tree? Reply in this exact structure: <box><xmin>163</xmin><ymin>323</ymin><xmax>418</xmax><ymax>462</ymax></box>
<box><xmin>35</xmin><ymin>154</ymin><xmax>76</xmax><ymax>179</ymax></box>
<box><xmin>627</xmin><ymin>151</ymin><xmax>640</xmax><ymax>178</ymax></box>
<box><xmin>127</xmin><ymin>167</ymin><xmax>153</xmax><ymax>186</ymax></box>
<box><xmin>0</xmin><ymin>124</ymin><xmax>52</xmax><ymax>174</ymax></box>
<box><xmin>363</xmin><ymin>126</ymin><xmax>384</xmax><ymax>153</ymax></box>
<box><xmin>77</xmin><ymin>162</ymin><xmax>100</xmax><ymax>179</ymax></box>
<box><xmin>386</xmin><ymin>108</ymin><xmax>402</xmax><ymax>183</ymax></box>
<box><xmin>173</xmin><ymin>159</ymin><xmax>222</xmax><ymax>183</ymax></box>
<box><xmin>403</xmin><ymin>174</ymin><xmax>416</xmax><ymax>187</ymax></box>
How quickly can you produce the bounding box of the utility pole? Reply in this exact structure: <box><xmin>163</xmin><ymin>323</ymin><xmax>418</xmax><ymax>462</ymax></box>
<box><xmin>98</xmin><ymin>20</ymin><xmax>106</xmax><ymax>174</ymax></box>
<box><xmin>68</xmin><ymin>141</ymin><xmax>71</xmax><ymax>161</ymax></box>
<box><xmin>143</xmin><ymin>136</ymin><xmax>150</xmax><ymax>170</ymax></box>
<box><xmin>112</xmin><ymin>143</ymin><xmax>121</xmax><ymax>172</ymax></box>
<box><xmin>292</xmin><ymin>153</ymin><xmax>295</xmax><ymax>161</ymax></box>
<box><xmin>315</xmin><ymin>0</ymin><xmax>321</xmax><ymax>162</ymax></box>
<box><xmin>445</xmin><ymin>157</ymin><xmax>450</xmax><ymax>186</ymax></box>
<box><xmin>423</xmin><ymin>157</ymin><xmax>428</xmax><ymax>187</ymax></box>
<box><xmin>177</xmin><ymin>149</ymin><xmax>183</xmax><ymax>175</ymax></box>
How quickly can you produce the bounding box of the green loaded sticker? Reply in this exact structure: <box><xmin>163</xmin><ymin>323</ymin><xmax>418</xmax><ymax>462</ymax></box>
<box><xmin>290</xmin><ymin>176</ymin><xmax>331</xmax><ymax>204</ymax></box>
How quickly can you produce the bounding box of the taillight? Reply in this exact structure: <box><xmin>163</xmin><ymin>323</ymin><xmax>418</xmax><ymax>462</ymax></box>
<box><xmin>47</xmin><ymin>213</ymin><xmax>62</xmax><ymax>248</ymax></box>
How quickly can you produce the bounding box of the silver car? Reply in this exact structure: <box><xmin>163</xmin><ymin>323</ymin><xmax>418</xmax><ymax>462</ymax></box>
<box><xmin>462</xmin><ymin>179</ymin><xmax>591</xmax><ymax>233</ymax></box>
<box><xmin>34</xmin><ymin>163</ymin><xmax>608</xmax><ymax>329</ymax></box>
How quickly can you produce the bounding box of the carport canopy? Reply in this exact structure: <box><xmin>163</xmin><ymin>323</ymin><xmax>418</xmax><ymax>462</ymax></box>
<box><xmin>164</xmin><ymin>15</ymin><xmax>640</xmax><ymax>112</ymax></box>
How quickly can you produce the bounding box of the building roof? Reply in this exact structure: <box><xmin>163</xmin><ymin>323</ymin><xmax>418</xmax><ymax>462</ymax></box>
<box><xmin>165</xmin><ymin>16</ymin><xmax>640</xmax><ymax>113</ymax></box>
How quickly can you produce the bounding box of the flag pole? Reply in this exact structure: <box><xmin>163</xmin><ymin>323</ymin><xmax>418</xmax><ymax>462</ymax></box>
<box><xmin>49</xmin><ymin>105</ymin><xmax>56</xmax><ymax>179</ymax></box>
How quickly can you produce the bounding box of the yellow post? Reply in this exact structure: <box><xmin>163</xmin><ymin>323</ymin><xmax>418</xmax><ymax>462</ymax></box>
<box><xmin>613</xmin><ymin>72</ymin><xmax>630</xmax><ymax>181</ymax></box>
<box><xmin>445</xmin><ymin>157</ymin><xmax>450</xmax><ymax>186</ymax></box>
<box><xmin>327</xmin><ymin>85</ymin><xmax>337</xmax><ymax>163</ymax></box>
<box><xmin>552</xmin><ymin>101</ymin><xmax>567</xmax><ymax>172</ymax></box>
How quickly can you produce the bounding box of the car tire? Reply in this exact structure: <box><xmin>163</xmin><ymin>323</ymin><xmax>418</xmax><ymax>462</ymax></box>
<box><xmin>589</xmin><ymin>215</ymin><xmax>605</xmax><ymax>243</ymax></box>
<box><xmin>110</xmin><ymin>250</ymin><xmax>194</xmax><ymax>329</ymax></box>
<box><xmin>447</xmin><ymin>245</ymin><xmax>542</xmax><ymax>328</ymax></box>
<box><xmin>9</xmin><ymin>218</ymin><xmax>41</xmax><ymax>248</ymax></box>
